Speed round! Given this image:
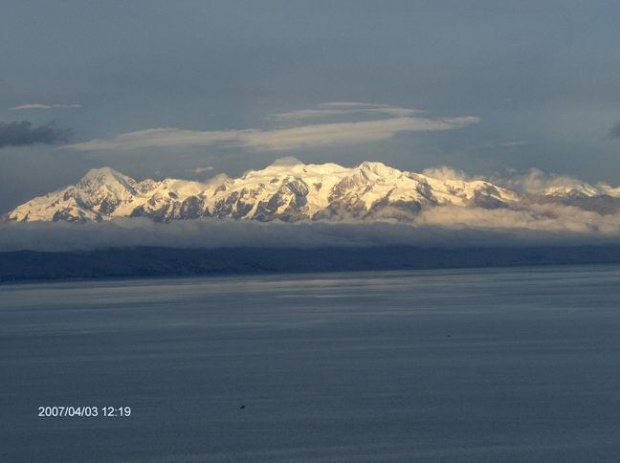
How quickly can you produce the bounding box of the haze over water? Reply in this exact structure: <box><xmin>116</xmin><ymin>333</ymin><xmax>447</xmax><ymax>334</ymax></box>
<box><xmin>2</xmin><ymin>265</ymin><xmax>620</xmax><ymax>462</ymax></box>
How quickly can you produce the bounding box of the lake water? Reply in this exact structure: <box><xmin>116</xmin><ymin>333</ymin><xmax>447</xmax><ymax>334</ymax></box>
<box><xmin>2</xmin><ymin>265</ymin><xmax>620</xmax><ymax>462</ymax></box>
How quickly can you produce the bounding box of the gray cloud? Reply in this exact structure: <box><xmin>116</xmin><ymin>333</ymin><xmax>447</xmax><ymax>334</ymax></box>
<box><xmin>0</xmin><ymin>121</ymin><xmax>71</xmax><ymax>149</ymax></box>
<box><xmin>9</xmin><ymin>103</ymin><xmax>81</xmax><ymax>111</ymax></box>
<box><xmin>609</xmin><ymin>122</ymin><xmax>620</xmax><ymax>139</ymax></box>
<box><xmin>270</xmin><ymin>102</ymin><xmax>423</xmax><ymax>121</ymax></box>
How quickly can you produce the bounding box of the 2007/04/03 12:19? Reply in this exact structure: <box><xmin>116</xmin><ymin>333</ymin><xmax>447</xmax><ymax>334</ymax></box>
<box><xmin>38</xmin><ymin>406</ymin><xmax>132</xmax><ymax>417</ymax></box>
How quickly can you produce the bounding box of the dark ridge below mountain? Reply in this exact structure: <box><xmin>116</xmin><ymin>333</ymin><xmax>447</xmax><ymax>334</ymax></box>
<box><xmin>2</xmin><ymin>245</ymin><xmax>620</xmax><ymax>283</ymax></box>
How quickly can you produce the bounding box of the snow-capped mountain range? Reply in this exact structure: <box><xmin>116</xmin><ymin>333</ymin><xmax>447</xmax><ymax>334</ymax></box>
<box><xmin>6</xmin><ymin>159</ymin><xmax>620</xmax><ymax>223</ymax></box>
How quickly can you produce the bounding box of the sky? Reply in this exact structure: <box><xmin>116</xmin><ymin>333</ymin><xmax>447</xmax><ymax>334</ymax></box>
<box><xmin>1</xmin><ymin>0</ymin><xmax>620</xmax><ymax>213</ymax></box>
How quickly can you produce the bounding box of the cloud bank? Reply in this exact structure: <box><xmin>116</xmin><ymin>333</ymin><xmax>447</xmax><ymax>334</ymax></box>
<box><xmin>64</xmin><ymin>102</ymin><xmax>479</xmax><ymax>152</ymax></box>
<box><xmin>1</xmin><ymin>210</ymin><xmax>619</xmax><ymax>253</ymax></box>
<box><xmin>0</xmin><ymin>121</ymin><xmax>71</xmax><ymax>149</ymax></box>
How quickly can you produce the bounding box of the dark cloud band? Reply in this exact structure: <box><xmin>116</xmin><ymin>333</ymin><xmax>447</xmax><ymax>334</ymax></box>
<box><xmin>0</xmin><ymin>121</ymin><xmax>71</xmax><ymax>149</ymax></box>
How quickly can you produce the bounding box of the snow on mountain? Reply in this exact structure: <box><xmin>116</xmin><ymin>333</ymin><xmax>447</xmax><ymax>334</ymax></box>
<box><xmin>542</xmin><ymin>183</ymin><xmax>602</xmax><ymax>198</ymax></box>
<box><xmin>6</xmin><ymin>160</ymin><xmax>619</xmax><ymax>223</ymax></box>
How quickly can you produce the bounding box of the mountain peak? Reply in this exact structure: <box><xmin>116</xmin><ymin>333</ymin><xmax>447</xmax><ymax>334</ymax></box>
<box><xmin>269</xmin><ymin>156</ymin><xmax>304</xmax><ymax>167</ymax></box>
<box><xmin>358</xmin><ymin>161</ymin><xmax>400</xmax><ymax>178</ymax></box>
<box><xmin>83</xmin><ymin>166</ymin><xmax>123</xmax><ymax>176</ymax></box>
<box><xmin>77</xmin><ymin>167</ymin><xmax>135</xmax><ymax>189</ymax></box>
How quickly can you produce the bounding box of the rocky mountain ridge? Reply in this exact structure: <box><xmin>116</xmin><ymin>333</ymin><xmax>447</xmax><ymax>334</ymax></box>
<box><xmin>7</xmin><ymin>160</ymin><xmax>620</xmax><ymax>223</ymax></box>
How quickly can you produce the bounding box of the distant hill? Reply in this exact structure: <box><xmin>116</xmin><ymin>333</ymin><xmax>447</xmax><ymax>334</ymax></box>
<box><xmin>2</xmin><ymin>245</ymin><xmax>620</xmax><ymax>283</ymax></box>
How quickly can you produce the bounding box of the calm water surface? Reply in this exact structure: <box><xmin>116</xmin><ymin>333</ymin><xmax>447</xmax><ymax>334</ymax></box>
<box><xmin>1</xmin><ymin>265</ymin><xmax>620</xmax><ymax>462</ymax></box>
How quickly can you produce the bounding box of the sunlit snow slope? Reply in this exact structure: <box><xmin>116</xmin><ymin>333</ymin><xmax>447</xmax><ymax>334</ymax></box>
<box><xmin>7</xmin><ymin>159</ymin><xmax>619</xmax><ymax>223</ymax></box>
